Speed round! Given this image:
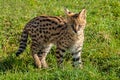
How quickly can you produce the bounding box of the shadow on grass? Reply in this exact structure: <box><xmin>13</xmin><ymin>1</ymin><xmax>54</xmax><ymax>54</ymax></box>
<box><xmin>0</xmin><ymin>54</ymin><xmax>34</xmax><ymax>72</ymax></box>
<box><xmin>0</xmin><ymin>54</ymin><xmax>18</xmax><ymax>72</ymax></box>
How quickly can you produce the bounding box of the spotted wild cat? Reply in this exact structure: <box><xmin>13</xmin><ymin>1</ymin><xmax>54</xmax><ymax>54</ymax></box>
<box><xmin>16</xmin><ymin>8</ymin><xmax>86</xmax><ymax>68</ymax></box>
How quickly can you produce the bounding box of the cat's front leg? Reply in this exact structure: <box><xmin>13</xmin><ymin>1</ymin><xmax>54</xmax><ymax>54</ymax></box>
<box><xmin>71</xmin><ymin>47</ymin><xmax>83</xmax><ymax>69</ymax></box>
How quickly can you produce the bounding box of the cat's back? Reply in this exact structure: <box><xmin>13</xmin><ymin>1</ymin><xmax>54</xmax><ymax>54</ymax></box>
<box><xmin>25</xmin><ymin>15</ymin><xmax>66</xmax><ymax>29</ymax></box>
<box><xmin>24</xmin><ymin>15</ymin><xmax>67</xmax><ymax>43</ymax></box>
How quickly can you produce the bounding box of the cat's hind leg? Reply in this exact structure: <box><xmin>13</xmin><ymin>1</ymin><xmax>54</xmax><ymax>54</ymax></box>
<box><xmin>38</xmin><ymin>43</ymin><xmax>53</xmax><ymax>68</ymax></box>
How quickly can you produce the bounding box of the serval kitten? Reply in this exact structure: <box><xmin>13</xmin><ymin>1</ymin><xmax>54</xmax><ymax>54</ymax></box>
<box><xmin>16</xmin><ymin>8</ymin><xmax>86</xmax><ymax>68</ymax></box>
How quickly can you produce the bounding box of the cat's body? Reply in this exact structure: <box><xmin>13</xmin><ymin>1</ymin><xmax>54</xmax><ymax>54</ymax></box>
<box><xmin>16</xmin><ymin>9</ymin><xmax>86</xmax><ymax>68</ymax></box>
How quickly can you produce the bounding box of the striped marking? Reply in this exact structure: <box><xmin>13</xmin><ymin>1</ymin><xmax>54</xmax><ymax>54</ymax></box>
<box><xmin>71</xmin><ymin>24</ymin><xmax>77</xmax><ymax>33</ymax></box>
<box><xmin>16</xmin><ymin>30</ymin><xmax>28</xmax><ymax>56</ymax></box>
<box><xmin>72</xmin><ymin>57</ymin><xmax>80</xmax><ymax>62</ymax></box>
<box><xmin>72</xmin><ymin>49</ymin><xmax>82</xmax><ymax>67</ymax></box>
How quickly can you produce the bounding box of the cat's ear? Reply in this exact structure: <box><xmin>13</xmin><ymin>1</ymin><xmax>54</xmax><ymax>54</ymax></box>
<box><xmin>79</xmin><ymin>9</ymin><xmax>86</xmax><ymax>20</ymax></box>
<box><xmin>64</xmin><ymin>8</ymin><xmax>73</xmax><ymax>16</ymax></box>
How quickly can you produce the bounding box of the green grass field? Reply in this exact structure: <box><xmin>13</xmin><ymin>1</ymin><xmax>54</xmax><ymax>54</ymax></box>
<box><xmin>0</xmin><ymin>0</ymin><xmax>120</xmax><ymax>80</ymax></box>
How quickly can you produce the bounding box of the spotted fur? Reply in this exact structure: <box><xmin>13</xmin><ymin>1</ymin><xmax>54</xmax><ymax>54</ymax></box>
<box><xmin>16</xmin><ymin>8</ymin><xmax>86</xmax><ymax>68</ymax></box>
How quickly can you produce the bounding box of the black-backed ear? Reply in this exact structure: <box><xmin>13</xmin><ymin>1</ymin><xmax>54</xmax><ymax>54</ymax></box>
<box><xmin>64</xmin><ymin>8</ymin><xmax>74</xmax><ymax>16</ymax></box>
<box><xmin>64</xmin><ymin>8</ymin><xmax>70</xmax><ymax>15</ymax></box>
<box><xmin>79</xmin><ymin>9</ymin><xmax>86</xmax><ymax>20</ymax></box>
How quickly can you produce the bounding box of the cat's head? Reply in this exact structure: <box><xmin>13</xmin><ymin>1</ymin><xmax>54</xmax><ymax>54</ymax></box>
<box><xmin>64</xmin><ymin>8</ymin><xmax>86</xmax><ymax>34</ymax></box>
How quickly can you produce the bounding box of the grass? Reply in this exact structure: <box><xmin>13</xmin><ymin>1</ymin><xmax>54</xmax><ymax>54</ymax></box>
<box><xmin>0</xmin><ymin>0</ymin><xmax>120</xmax><ymax>80</ymax></box>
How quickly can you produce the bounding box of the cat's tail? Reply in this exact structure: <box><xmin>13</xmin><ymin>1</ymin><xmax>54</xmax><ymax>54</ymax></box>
<box><xmin>16</xmin><ymin>29</ymin><xmax>28</xmax><ymax>56</ymax></box>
